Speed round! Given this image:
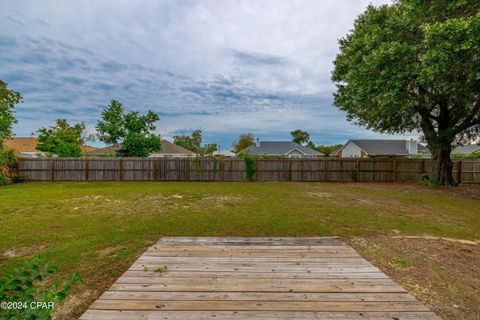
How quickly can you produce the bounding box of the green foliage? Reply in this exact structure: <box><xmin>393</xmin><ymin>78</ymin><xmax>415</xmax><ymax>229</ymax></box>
<box><xmin>122</xmin><ymin>111</ymin><xmax>161</xmax><ymax>157</ymax></box>
<box><xmin>332</xmin><ymin>0</ymin><xmax>480</xmax><ymax>184</ymax></box>
<box><xmin>96</xmin><ymin>101</ymin><xmax>161</xmax><ymax>157</ymax></box>
<box><xmin>96</xmin><ymin>100</ymin><xmax>125</xmax><ymax>147</ymax></box>
<box><xmin>233</xmin><ymin>133</ymin><xmax>255</xmax><ymax>153</ymax></box>
<box><xmin>0</xmin><ymin>80</ymin><xmax>22</xmax><ymax>144</ymax></box>
<box><xmin>314</xmin><ymin>144</ymin><xmax>343</xmax><ymax>157</ymax></box>
<box><xmin>154</xmin><ymin>265</ymin><xmax>168</xmax><ymax>273</ymax></box>
<box><xmin>290</xmin><ymin>129</ymin><xmax>311</xmax><ymax>145</ymax></box>
<box><xmin>348</xmin><ymin>167</ymin><xmax>358</xmax><ymax>182</ymax></box>
<box><xmin>123</xmin><ymin>132</ymin><xmax>161</xmax><ymax>157</ymax></box>
<box><xmin>243</xmin><ymin>155</ymin><xmax>256</xmax><ymax>181</ymax></box>
<box><xmin>451</xmin><ymin>152</ymin><xmax>480</xmax><ymax>159</ymax></box>
<box><xmin>0</xmin><ymin>257</ymin><xmax>82</xmax><ymax>320</ymax></box>
<box><xmin>0</xmin><ymin>147</ymin><xmax>18</xmax><ymax>185</ymax></box>
<box><xmin>173</xmin><ymin>129</ymin><xmax>217</xmax><ymax>156</ymax></box>
<box><xmin>419</xmin><ymin>172</ymin><xmax>440</xmax><ymax>187</ymax></box>
<box><xmin>36</xmin><ymin>119</ymin><xmax>88</xmax><ymax>157</ymax></box>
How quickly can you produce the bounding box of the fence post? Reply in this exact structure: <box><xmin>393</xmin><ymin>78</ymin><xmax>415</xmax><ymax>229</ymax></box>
<box><xmin>152</xmin><ymin>159</ymin><xmax>157</xmax><ymax>181</ymax></box>
<box><xmin>421</xmin><ymin>159</ymin><xmax>426</xmax><ymax>173</ymax></box>
<box><xmin>84</xmin><ymin>159</ymin><xmax>89</xmax><ymax>181</ymax></box>
<box><xmin>392</xmin><ymin>160</ymin><xmax>396</xmax><ymax>182</ymax></box>
<box><xmin>288</xmin><ymin>159</ymin><xmax>292</xmax><ymax>181</ymax></box>
<box><xmin>119</xmin><ymin>158</ymin><xmax>123</xmax><ymax>181</ymax></box>
<box><xmin>323</xmin><ymin>159</ymin><xmax>327</xmax><ymax>182</ymax></box>
<box><xmin>356</xmin><ymin>159</ymin><xmax>360</xmax><ymax>182</ymax></box>
<box><xmin>457</xmin><ymin>160</ymin><xmax>462</xmax><ymax>184</ymax></box>
<box><xmin>51</xmin><ymin>159</ymin><xmax>55</xmax><ymax>181</ymax></box>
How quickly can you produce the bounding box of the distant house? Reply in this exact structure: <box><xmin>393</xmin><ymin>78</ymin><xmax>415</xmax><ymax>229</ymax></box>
<box><xmin>241</xmin><ymin>139</ymin><xmax>323</xmax><ymax>158</ymax></box>
<box><xmin>87</xmin><ymin>140</ymin><xmax>196</xmax><ymax>157</ymax></box>
<box><xmin>3</xmin><ymin>135</ymin><xmax>45</xmax><ymax>157</ymax></box>
<box><xmin>214</xmin><ymin>150</ymin><xmax>236</xmax><ymax>157</ymax></box>
<box><xmin>149</xmin><ymin>140</ymin><xmax>196</xmax><ymax>158</ymax></box>
<box><xmin>86</xmin><ymin>145</ymin><xmax>119</xmax><ymax>156</ymax></box>
<box><xmin>452</xmin><ymin>144</ymin><xmax>480</xmax><ymax>156</ymax></box>
<box><xmin>336</xmin><ymin>139</ymin><xmax>430</xmax><ymax>158</ymax></box>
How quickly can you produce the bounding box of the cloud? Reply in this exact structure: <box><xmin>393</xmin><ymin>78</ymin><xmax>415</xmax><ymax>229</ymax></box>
<box><xmin>231</xmin><ymin>49</ymin><xmax>289</xmax><ymax>66</ymax></box>
<box><xmin>0</xmin><ymin>0</ymin><xmax>406</xmax><ymax>148</ymax></box>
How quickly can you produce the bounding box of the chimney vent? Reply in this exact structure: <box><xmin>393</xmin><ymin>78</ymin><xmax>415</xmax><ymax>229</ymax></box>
<box><xmin>255</xmin><ymin>138</ymin><xmax>260</xmax><ymax>147</ymax></box>
<box><xmin>407</xmin><ymin>139</ymin><xmax>418</xmax><ymax>154</ymax></box>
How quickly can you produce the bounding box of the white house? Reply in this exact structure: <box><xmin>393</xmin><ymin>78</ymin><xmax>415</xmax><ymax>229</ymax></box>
<box><xmin>336</xmin><ymin>139</ymin><xmax>430</xmax><ymax>158</ymax></box>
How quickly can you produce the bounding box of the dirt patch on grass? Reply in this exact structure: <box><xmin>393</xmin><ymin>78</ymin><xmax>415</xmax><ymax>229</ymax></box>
<box><xmin>305</xmin><ymin>192</ymin><xmax>333</xmax><ymax>198</ymax></box>
<box><xmin>1</xmin><ymin>244</ymin><xmax>47</xmax><ymax>259</ymax></box>
<box><xmin>363</xmin><ymin>183</ymin><xmax>480</xmax><ymax>201</ymax></box>
<box><xmin>350</xmin><ymin>236</ymin><xmax>480</xmax><ymax>320</ymax></box>
<box><xmin>96</xmin><ymin>245</ymin><xmax>125</xmax><ymax>257</ymax></box>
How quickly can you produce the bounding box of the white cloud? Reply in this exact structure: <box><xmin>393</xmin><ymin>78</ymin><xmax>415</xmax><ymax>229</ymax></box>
<box><xmin>0</xmin><ymin>0</ymin><xmax>406</xmax><ymax>147</ymax></box>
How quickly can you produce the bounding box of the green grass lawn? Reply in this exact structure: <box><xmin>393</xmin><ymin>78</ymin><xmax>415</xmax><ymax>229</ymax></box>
<box><xmin>0</xmin><ymin>182</ymin><xmax>479</xmax><ymax>319</ymax></box>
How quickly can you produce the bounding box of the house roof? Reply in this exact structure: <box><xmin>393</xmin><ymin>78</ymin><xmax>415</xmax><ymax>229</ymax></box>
<box><xmin>3</xmin><ymin>137</ymin><xmax>39</xmax><ymax>153</ymax></box>
<box><xmin>243</xmin><ymin>141</ymin><xmax>323</xmax><ymax>156</ymax></box>
<box><xmin>87</xmin><ymin>145</ymin><xmax>120</xmax><ymax>155</ymax></box>
<box><xmin>452</xmin><ymin>144</ymin><xmax>480</xmax><ymax>155</ymax></box>
<box><xmin>214</xmin><ymin>150</ymin><xmax>236</xmax><ymax>157</ymax></box>
<box><xmin>153</xmin><ymin>140</ymin><xmax>195</xmax><ymax>155</ymax></box>
<box><xmin>339</xmin><ymin>140</ymin><xmax>430</xmax><ymax>156</ymax></box>
<box><xmin>81</xmin><ymin>145</ymin><xmax>98</xmax><ymax>153</ymax></box>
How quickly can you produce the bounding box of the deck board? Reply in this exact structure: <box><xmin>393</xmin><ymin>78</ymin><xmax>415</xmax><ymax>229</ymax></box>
<box><xmin>80</xmin><ymin>237</ymin><xmax>440</xmax><ymax>320</ymax></box>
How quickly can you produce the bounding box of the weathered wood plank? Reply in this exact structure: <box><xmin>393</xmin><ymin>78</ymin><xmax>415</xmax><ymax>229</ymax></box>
<box><xmin>121</xmin><ymin>271</ymin><xmax>389</xmax><ymax>279</ymax></box>
<box><xmin>91</xmin><ymin>300</ymin><xmax>428</xmax><ymax>312</ymax></box>
<box><xmin>136</xmin><ymin>256</ymin><xmax>369</xmax><ymax>263</ymax></box>
<box><xmin>80</xmin><ymin>310</ymin><xmax>441</xmax><ymax>320</ymax></box>
<box><xmin>130</xmin><ymin>264</ymin><xmax>382</xmax><ymax>273</ymax></box>
<box><xmin>157</xmin><ymin>237</ymin><xmax>345</xmax><ymax>246</ymax></box>
<box><xmin>99</xmin><ymin>291</ymin><xmax>415</xmax><ymax>302</ymax></box>
<box><xmin>109</xmin><ymin>281</ymin><xmax>405</xmax><ymax>293</ymax></box>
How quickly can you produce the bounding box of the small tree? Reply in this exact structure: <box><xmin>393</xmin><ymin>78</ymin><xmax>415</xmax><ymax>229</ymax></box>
<box><xmin>123</xmin><ymin>111</ymin><xmax>161</xmax><ymax>157</ymax></box>
<box><xmin>233</xmin><ymin>133</ymin><xmax>255</xmax><ymax>153</ymax></box>
<box><xmin>36</xmin><ymin>119</ymin><xmax>88</xmax><ymax>157</ymax></box>
<box><xmin>96</xmin><ymin>101</ymin><xmax>161</xmax><ymax>157</ymax></box>
<box><xmin>314</xmin><ymin>144</ymin><xmax>343</xmax><ymax>157</ymax></box>
<box><xmin>332</xmin><ymin>1</ymin><xmax>480</xmax><ymax>185</ymax></box>
<box><xmin>0</xmin><ymin>80</ymin><xmax>22</xmax><ymax>145</ymax></box>
<box><xmin>173</xmin><ymin>129</ymin><xmax>216</xmax><ymax>156</ymax></box>
<box><xmin>96</xmin><ymin>100</ymin><xmax>125</xmax><ymax>148</ymax></box>
<box><xmin>290</xmin><ymin>129</ymin><xmax>311</xmax><ymax>145</ymax></box>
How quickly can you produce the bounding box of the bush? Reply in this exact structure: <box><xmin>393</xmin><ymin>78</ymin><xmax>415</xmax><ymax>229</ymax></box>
<box><xmin>348</xmin><ymin>167</ymin><xmax>358</xmax><ymax>182</ymax></box>
<box><xmin>0</xmin><ymin>257</ymin><xmax>82</xmax><ymax>320</ymax></box>
<box><xmin>243</xmin><ymin>155</ymin><xmax>256</xmax><ymax>181</ymax></box>
<box><xmin>0</xmin><ymin>147</ymin><xmax>18</xmax><ymax>185</ymax></box>
<box><xmin>419</xmin><ymin>172</ymin><xmax>439</xmax><ymax>187</ymax></box>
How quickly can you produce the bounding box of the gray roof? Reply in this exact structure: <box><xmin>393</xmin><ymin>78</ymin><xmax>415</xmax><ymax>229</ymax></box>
<box><xmin>154</xmin><ymin>140</ymin><xmax>196</xmax><ymax>155</ymax></box>
<box><xmin>243</xmin><ymin>141</ymin><xmax>323</xmax><ymax>156</ymax></box>
<box><xmin>343</xmin><ymin>140</ymin><xmax>430</xmax><ymax>155</ymax></box>
<box><xmin>452</xmin><ymin>144</ymin><xmax>480</xmax><ymax>154</ymax></box>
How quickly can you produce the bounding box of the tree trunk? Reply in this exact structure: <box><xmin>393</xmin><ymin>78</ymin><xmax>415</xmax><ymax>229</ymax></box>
<box><xmin>431</xmin><ymin>148</ymin><xmax>456</xmax><ymax>186</ymax></box>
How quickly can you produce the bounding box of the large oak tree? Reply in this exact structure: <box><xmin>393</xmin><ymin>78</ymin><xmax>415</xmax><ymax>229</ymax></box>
<box><xmin>332</xmin><ymin>0</ymin><xmax>480</xmax><ymax>185</ymax></box>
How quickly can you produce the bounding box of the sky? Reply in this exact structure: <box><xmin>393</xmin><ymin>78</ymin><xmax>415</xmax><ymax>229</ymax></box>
<box><xmin>1</xmin><ymin>0</ymin><xmax>418</xmax><ymax>149</ymax></box>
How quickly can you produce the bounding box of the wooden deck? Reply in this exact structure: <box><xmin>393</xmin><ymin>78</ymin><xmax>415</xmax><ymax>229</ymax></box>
<box><xmin>80</xmin><ymin>237</ymin><xmax>441</xmax><ymax>320</ymax></box>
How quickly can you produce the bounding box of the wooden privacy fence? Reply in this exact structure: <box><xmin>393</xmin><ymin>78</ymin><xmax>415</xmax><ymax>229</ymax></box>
<box><xmin>17</xmin><ymin>157</ymin><xmax>480</xmax><ymax>183</ymax></box>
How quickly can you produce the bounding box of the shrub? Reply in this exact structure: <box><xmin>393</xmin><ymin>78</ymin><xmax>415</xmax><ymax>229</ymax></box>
<box><xmin>348</xmin><ymin>167</ymin><xmax>358</xmax><ymax>182</ymax></box>
<box><xmin>419</xmin><ymin>172</ymin><xmax>439</xmax><ymax>187</ymax></box>
<box><xmin>243</xmin><ymin>155</ymin><xmax>256</xmax><ymax>181</ymax></box>
<box><xmin>0</xmin><ymin>257</ymin><xmax>82</xmax><ymax>320</ymax></box>
<box><xmin>0</xmin><ymin>147</ymin><xmax>18</xmax><ymax>185</ymax></box>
